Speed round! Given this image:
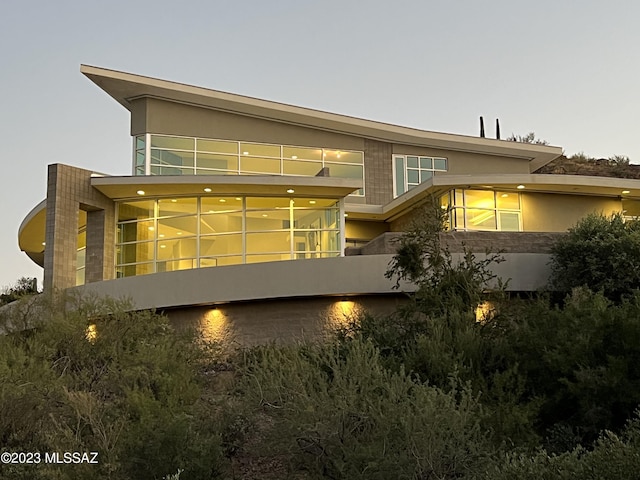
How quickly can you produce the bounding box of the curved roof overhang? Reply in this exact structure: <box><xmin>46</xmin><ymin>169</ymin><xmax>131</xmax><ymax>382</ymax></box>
<box><xmin>345</xmin><ymin>174</ymin><xmax>640</xmax><ymax>222</ymax></box>
<box><xmin>18</xmin><ymin>200</ymin><xmax>46</xmax><ymax>267</ymax></box>
<box><xmin>91</xmin><ymin>174</ymin><xmax>362</xmax><ymax>200</ymax></box>
<box><xmin>81</xmin><ymin>65</ymin><xmax>563</xmax><ymax>171</ymax></box>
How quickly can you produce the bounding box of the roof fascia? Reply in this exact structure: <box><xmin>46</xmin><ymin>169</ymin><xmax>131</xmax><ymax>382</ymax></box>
<box><xmin>80</xmin><ymin>65</ymin><xmax>562</xmax><ymax>168</ymax></box>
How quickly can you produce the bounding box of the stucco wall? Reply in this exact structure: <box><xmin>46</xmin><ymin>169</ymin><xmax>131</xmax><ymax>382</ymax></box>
<box><xmin>132</xmin><ymin>98</ymin><xmax>365</xmax><ymax>151</ymax></box>
<box><xmin>521</xmin><ymin>192</ymin><xmax>620</xmax><ymax>231</ymax></box>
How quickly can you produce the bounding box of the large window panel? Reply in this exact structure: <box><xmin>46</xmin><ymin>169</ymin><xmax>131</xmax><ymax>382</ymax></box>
<box><xmin>157</xmin><ymin>216</ymin><xmax>197</xmax><ymax>239</ymax></box>
<box><xmin>394</xmin><ymin>155</ymin><xmax>447</xmax><ymax>196</ymax></box>
<box><xmin>200</xmin><ymin>212</ymin><xmax>243</xmax><ymax>235</ymax></box>
<box><xmin>197</xmin><ymin>139</ymin><xmax>238</xmax><ymax>154</ymax></box>
<box><xmin>283</xmin><ymin>146</ymin><xmax>322</xmax><ymax>161</ymax></box>
<box><xmin>118</xmin><ymin>221</ymin><xmax>155</xmax><ymax>243</ymax></box>
<box><xmin>196</xmin><ymin>153</ymin><xmax>238</xmax><ymax>172</ymax></box>
<box><xmin>246</xmin><ymin>232</ymin><xmax>290</xmax><ymax>254</ymax></box>
<box><xmin>151</xmin><ymin>149</ymin><xmax>195</xmax><ymax>168</ymax></box>
<box><xmin>283</xmin><ymin>159</ymin><xmax>324</xmax><ymax>176</ymax></box>
<box><xmin>240</xmin><ymin>143</ymin><xmax>280</xmax><ymax>158</ymax></box>
<box><xmin>200</xmin><ymin>233</ymin><xmax>243</xmax><ymax>256</ymax></box>
<box><xmin>158</xmin><ymin>198</ymin><xmax>197</xmax><ymax>217</ymax></box>
<box><xmin>118</xmin><ymin>200</ymin><xmax>155</xmax><ymax>222</ymax></box>
<box><xmin>151</xmin><ymin>136</ymin><xmax>194</xmax><ymax>150</ymax></box>
<box><xmin>118</xmin><ymin>241</ymin><xmax>154</xmax><ymax>264</ymax></box>
<box><xmin>157</xmin><ymin>237</ymin><xmax>197</xmax><ymax>261</ymax></box>
<box><xmin>245</xmin><ymin>210</ymin><xmax>290</xmax><ymax>231</ymax></box>
<box><xmin>240</xmin><ymin>156</ymin><xmax>281</xmax><ymax>174</ymax></box>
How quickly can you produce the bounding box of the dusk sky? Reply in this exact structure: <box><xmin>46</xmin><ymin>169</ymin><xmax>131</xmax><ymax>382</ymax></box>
<box><xmin>1</xmin><ymin>0</ymin><xmax>638</xmax><ymax>289</ymax></box>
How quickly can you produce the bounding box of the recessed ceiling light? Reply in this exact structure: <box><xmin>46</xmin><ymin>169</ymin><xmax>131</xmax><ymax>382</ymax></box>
<box><xmin>287</xmin><ymin>188</ymin><xmax>295</xmax><ymax>194</ymax></box>
<box><xmin>159</xmin><ymin>234</ymin><xmax>165</xmax><ymax>238</ymax></box>
<box><xmin>291</xmin><ymin>155</ymin><xmax>298</xmax><ymax>160</ymax></box>
<box><xmin>309</xmin><ymin>200</ymin><xmax>316</xmax><ymax>204</ymax></box>
<box><xmin>136</xmin><ymin>190</ymin><xmax>145</xmax><ymax>195</ymax></box>
<box><xmin>516</xmin><ymin>185</ymin><xmax>525</xmax><ymax>190</ymax></box>
<box><xmin>204</xmin><ymin>187</ymin><xmax>212</xmax><ymax>193</ymax></box>
<box><xmin>160</xmin><ymin>245</ymin><xmax>166</xmax><ymax>249</ymax></box>
<box><xmin>344</xmin><ymin>213</ymin><xmax>349</xmax><ymax>217</ymax></box>
<box><xmin>219</xmin><ymin>199</ymin><xmax>226</xmax><ymax>203</ymax></box>
<box><xmin>243</xmin><ymin>151</ymin><xmax>249</xmax><ymax>155</ymax></box>
<box><xmin>235</xmin><ymin>197</ymin><xmax>242</xmax><ymax>201</ymax></box>
<box><xmin>41</xmin><ymin>242</ymin><xmax>46</xmax><ymax>246</ymax></box>
<box><xmin>177</xmin><ymin>232</ymin><xmax>182</xmax><ymax>235</ymax></box>
<box><xmin>622</xmin><ymin>190</ymin><xmax>631</xmax><ymax>194</ymax></box>
<box><xmin>501</xmin><ymin>194</ymin><xmax>509</xmax><ymax>198</ymax></box>
<box><xmin>148</xmin><ymin>226</ymin><xmax>155</xmax><ymax>231</ymax></box>
<box><xmin>262</xmin><ymin>214</ymin><xmax>268</xmax><ymax>217</ymax></box>
<box><xmin>171</xmin><ymin>199</ymin><xmax>177</xmax><ymax>203</ymax></box>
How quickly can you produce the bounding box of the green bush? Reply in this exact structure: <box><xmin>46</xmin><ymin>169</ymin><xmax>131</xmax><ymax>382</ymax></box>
<box><xmin>240</xmin><ymin>339</ymin><xmax>492</xmax><ymax>479</ymax></box>
<box><xmin>550</xmin><ymin>212</ymin><xmax>640</xmax><ymax>301</ymax></box>
<box><xmin>0</xmin><ymin>293</ymin><xmax>225</xmax><ymax>480</ymax></box>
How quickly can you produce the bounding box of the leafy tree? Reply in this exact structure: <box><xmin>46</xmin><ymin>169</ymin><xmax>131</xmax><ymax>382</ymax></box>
<box><xmin>550</xmin><ymin>213</ymin><xmax>640</xmax><ymax>301</ymax></box>
<box><xmin>0</xmin><ymin>277</ymin><xmax>39</xmax><ymax>306</ymax></box>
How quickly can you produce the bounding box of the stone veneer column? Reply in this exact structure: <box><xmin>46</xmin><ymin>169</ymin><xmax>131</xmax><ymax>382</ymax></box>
<box><xmin>44</xmin><ymin>164</ymin><xmax>116</xmax><ymax>291</ymax></box>
<box><xmin>363</xmin><ymin>139</ymin><xmax>393</xmax><ymax>205</ymax></box>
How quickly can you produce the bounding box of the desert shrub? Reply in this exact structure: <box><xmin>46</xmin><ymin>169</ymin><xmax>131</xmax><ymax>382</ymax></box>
<box><xmin>485</xmin><ymin>411</ymin><xmax>640</xmax><ymax>480</ymax></box>
<box><xmin>0</xmin><ymin>293</ymin><xmax>225</xmax><ymax>480</ymax></box>
<box><xmin>550</xmin><ymin>212</ymin><xmax>640</xmax><ymax>301</ymax></box>
<box><xmin>240</xmin><ymin>338</ymin><xmax>492</xmax><ymax>479</ymax></box>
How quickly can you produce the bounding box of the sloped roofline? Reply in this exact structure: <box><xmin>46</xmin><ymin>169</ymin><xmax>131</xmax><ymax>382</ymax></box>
<box><xmin>81</xmin><ymin>65</ymin><xmax>562</xmax><ymax>171</ymax></box>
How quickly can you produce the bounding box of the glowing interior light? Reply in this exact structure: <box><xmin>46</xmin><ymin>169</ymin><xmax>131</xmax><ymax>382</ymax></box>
<box><xmin>287</xmin><ymin>188</ymin><xmax>295</xmax><ymax>194</ymax></box>
<box><xmin>204</xmin><ymin>187</ymin><xmax>212</xmax><ymax>193</ymax></box>
<box><xmin>516</xmin><ymin>185</ymin><xmax>525</xmax><ymax>190</ymax></box>
<box><xmin>136</xmin><ymin>190</ymin><xmax>145</xmax><ymax>195</ymax></box>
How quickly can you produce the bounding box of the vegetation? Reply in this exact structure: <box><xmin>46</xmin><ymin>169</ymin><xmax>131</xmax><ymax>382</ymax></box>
<box><xmin>0</xmin><ymin>277</ymin><xmax>39</xmax><ymax>306</ymax></box>
<box><xmin>550</xmin><ymin>213</ymin><xmax>640</xmax><ymax>301</ymax></box>
<box><xmin>3</xmin><ymin>208</ymin><xmax>640</xmax><ymax>478</ymax></box>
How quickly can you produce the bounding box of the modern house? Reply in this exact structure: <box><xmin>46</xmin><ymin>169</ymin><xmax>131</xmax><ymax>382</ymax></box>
<box><xmin>17</xmin><ymin>66</ymin><xmax>640</xmax><ymax>343</ymax></box>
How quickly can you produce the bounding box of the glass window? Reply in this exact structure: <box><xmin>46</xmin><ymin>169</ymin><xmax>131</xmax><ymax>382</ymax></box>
<box><xmin>434</xmin><ymin>158</ymin><xmax>447</xmax><ymax>170</ymax></box>
<box><xmin>283</xmin><ymin>146</ymin><xmax>322</xmax><ymax>161</ymax></box>
<box><xmin>246</xmin><ymin>197</ymin><xmax>290</xmax><ymax>209</ymax></box>
<box><xmin>240</xmin><ymin>143</ymin><xmax>280</xmax><ymax>158</ymax></box>
<box><xmin>118</xmin><ymin>200</ymin><xmax>155</xmax><ymax>222</ymax></box>
<box><xmin>496</xmin><ymin>192</ymin><xmax>520</xmax><ymax>210</ymax></box>
<box><xmin>196</xmin><ymin>153</ymin><xmax>238</xmax><ymax>172</ymax></box>
<box><xmin>200</xmin><ymin>212</ymin><xmax>243</xmax><ymax>235</ymax></box>
<box><xmin>240</xmin><ymin>156</ymin><xmax>281</xmax><ymax>174</ymax></box>
<box><xmin>283</xmin><ymin>160</ymin><xmax>324</xmax><ymax>176</ymax></box>
<box><xmin>151</xmin><ymin>149</ymin><xmax>194</xmax><ymax>168</ymax></box>
<box><xmin>499</xmin><ymin>212</ymin><xmax>520</xmax><ymax>231</ymax></box>
<box><xmin>116</xmin><ymin>195</ymin><xmax>344</xmax><ymax>276</ymax></box>
<box><xmin>118</xmin><ymin>241</ymin><xmax>154</xmax><ymax>264</ymax></box>
<box><xmin>465</xmin><ymin>190</ymin><xmax>494</xmax><ymax>209</ymax></box>
<box><xmin>157</xmin><ymin>238</ymin><xmax>197</xmax><ymax>260</ymax></box>
<box><xmin>157</xmin><ymin>216</ymin><xmax>197</xmax><ymax>239</ymax></box>
<box><xmin>324</xmin><ymin>163</ymin><xmax>363</xmax><ymax>180</ymax></box>
<box><xmin>201</xmin><ymin>197</ymin><xmax>243</xmax><ymax>212</ymax></box>
<box><xmin>246</xmin><ymin>232</ymin><xmax>290</xmax><ymax>254</ymax></box>
<box><xmin>394</xmin><ymin>156</ymin><xmax>405</xmax><ymax>197</ymax></box>
<box><xmin>293</xmin><ymin>209</ymin><xmax>339</xmax><ymax>230</ymax></box>
<box><xmin>151</xmin><ymin>136</ymin><xmax>194</xmax><ymax>150</ymax></box>
<box><xmin>419</xmin><ymin>157</ymin><xmax>432</xmax><ymax>169</ymax></box>
<box><xmin>118</xmin><ymin>221</ymin><xmax>155</xmax><ymax>243</ymax></box>
<box><xmin>439</xmin><ymin>189</ymin><xmax>522</xmax><ymax>232</ymax></box>
<box><xmin>466</xmin><ymin>209</ymin><xmax>496</xmax><ymax>230</ymax></box>
<box><xmin>158</xmin><ymin>198</ymin><xmax>197</xmax><ymax>217</ymax></box>
<box><xmin>246</xmin><ymin>210</ymin><xmax>290</xmax><ymax>231</ymax></box>
<box><xmin>394</xmin><ymin>155</ymin><xmax>448</xmax><ymax>196</ymax></box>
<box><xmin>197</xmin><ymin>139</ymin><xmax>238</xmax><ymax>154</ymax></box>
<box><xmin>199</xmin><ymin>233</ymin><xmax>243</xmax><ymax>256</ymax></box>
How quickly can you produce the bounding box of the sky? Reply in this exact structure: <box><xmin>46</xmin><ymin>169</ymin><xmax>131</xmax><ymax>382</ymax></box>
<box><xmin>1</xmin><ymin>0</ymin><xmax>639</xmax><ymax>289</ymax></box>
